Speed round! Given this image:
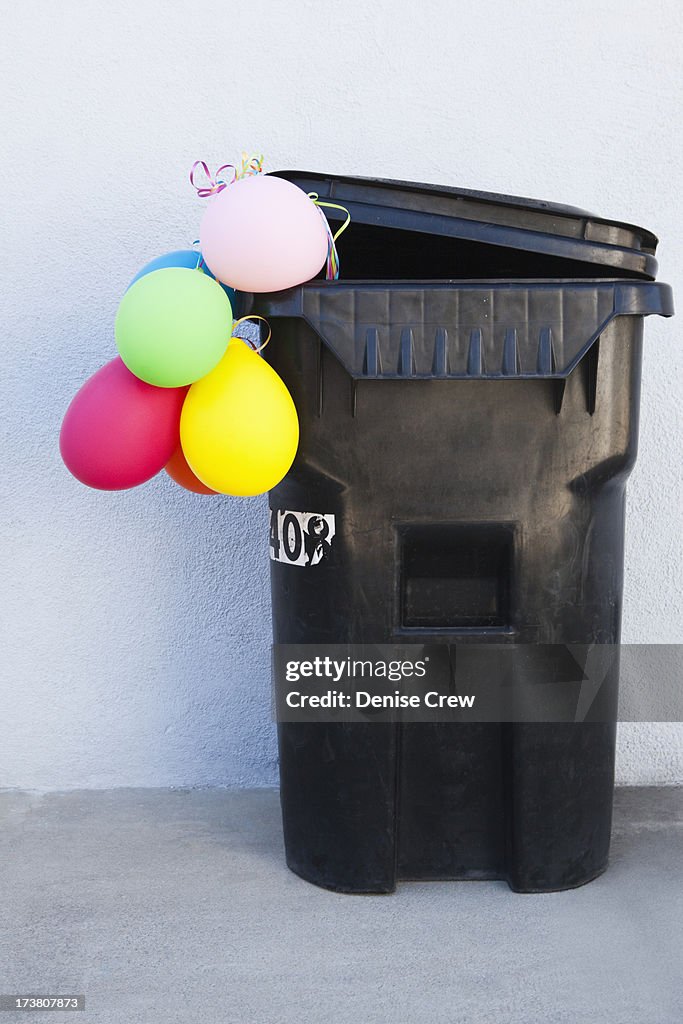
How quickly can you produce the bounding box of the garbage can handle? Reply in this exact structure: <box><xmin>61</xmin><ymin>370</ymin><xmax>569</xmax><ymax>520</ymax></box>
<box><xmin>615</xmin><ymin>282</ymin><xmax>674</xmax><ymax>318</ymax></box>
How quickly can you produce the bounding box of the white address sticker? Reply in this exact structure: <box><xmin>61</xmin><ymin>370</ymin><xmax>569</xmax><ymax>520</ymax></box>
<box><xmin>269</xmin><ymin>510</ymin><xmax>336</xmax><ymax>567</ymax></box>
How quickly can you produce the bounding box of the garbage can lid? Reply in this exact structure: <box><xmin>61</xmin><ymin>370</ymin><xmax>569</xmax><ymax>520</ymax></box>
<box><xmin>274</xmin><ymin>171</ymin><xmax>659</xmax><ymax>280</ymax></box>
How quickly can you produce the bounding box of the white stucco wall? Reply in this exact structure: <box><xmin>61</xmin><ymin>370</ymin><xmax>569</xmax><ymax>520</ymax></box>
<box><xmin>1</xmin><ymin>0</ymin><xmax>681</xmax><ymax>789</ymax></box>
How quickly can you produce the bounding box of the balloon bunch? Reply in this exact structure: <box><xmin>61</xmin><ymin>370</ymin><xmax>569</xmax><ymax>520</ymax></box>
<box><xmin>60</xmin><ymin>154</ymin><xmax>349</xmax><ymax>497</ymax></box>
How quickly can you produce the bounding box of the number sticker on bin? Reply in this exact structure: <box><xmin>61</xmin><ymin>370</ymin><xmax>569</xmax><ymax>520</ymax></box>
<box><xmin>269</xmin><ymin>510</ymin><xmax>336</xmax><ymax>567</ymax></box>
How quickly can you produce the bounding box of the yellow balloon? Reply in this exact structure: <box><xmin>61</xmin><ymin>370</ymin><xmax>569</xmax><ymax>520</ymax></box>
<box><xmin>180</xmin><ymin>338</ymin><xmax>299</xmax><ymax>496</ymax></box>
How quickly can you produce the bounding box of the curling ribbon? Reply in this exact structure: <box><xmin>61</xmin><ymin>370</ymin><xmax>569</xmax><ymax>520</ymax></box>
<box><xmin>190</xmin><ymin>153</ymin><xmax>264</xmax><ymax>197</ymax></box>
<box><xmin>308</xmin><ymin>194</ymin><xmax>351</xmax><ymax>280</ymax></box>
<box><xmin>231</xmin><ymin>315</ymin><xmax>272</xmax><ymax>354</ymax></box>
<box><xmin>189</xmin><ymin>161</ymin><xmax>236</xmax><ymax>197</ymax></box>
<box><xmin>238</xmin><ymin>152</ymin><xmax>264</xmax><ymax>178</ymax></box>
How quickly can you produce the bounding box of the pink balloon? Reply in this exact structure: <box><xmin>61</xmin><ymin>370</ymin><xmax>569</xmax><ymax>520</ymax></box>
<box><xmin>60</xmin><ymin>358</ymin><xmax>187</xmax><ymax>490</ymax></box>
<box><xmin>199</xmin><ymin>175</ymin><xmax>329</xmax><ymax>292</ymax></box>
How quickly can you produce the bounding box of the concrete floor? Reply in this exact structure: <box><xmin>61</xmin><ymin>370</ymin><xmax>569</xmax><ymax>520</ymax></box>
<box><xmin>0</xmin><ymin>788</ymin><xmax>681</xmax><ymax>1024</ymax></box>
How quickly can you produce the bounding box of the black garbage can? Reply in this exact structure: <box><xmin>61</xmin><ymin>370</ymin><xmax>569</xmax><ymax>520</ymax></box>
<box><xmin>255</xmin><ymin>173</ymin><xmax>673</xmax><ymax>893</ymax></box>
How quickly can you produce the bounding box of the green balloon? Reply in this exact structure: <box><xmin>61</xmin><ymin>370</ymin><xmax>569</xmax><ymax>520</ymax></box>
<box><xmin>115</xmin><ymin>267</ymin><xmax>233</xmax><ymax>388</ymax></box>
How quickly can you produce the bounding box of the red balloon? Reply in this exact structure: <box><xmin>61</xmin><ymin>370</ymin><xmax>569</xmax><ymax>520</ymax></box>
<box><xmin>165</xmin><ymin>445</ymin><xmax>217</xmax><ymax>495</ymax></box>
<box><xmin>60</xmin><ymin>358</ymin><xmax>187</xmax><ymax>490</ymax></box>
